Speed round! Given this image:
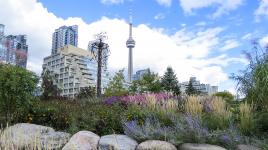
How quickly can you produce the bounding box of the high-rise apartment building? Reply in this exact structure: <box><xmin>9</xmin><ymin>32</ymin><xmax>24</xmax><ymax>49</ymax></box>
<box><xmin>133</xmin><ymin>68</ymin><xmax>150</xmax><ymax>81</ymax></box>
<box><xmin>42</xmin><ymin>45</ymin><xmax>109</xmax><ymax>98</ymax></box>
<box><xmin>0</xmin><ymin>24</ymin><xmax>28</xmax><ymax>68</ymax></box>
<box><xmin>180</xmin><ymin>77</ymin><xmax>218</xmax><ymax>95</ymax></box>
<box><xmin>51</xmin><ymin>25</ymin><xmax>78</xmax><ymax>54</ymax></box>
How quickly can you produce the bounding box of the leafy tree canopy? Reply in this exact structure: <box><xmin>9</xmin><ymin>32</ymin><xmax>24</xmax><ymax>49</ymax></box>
<box><xmin>104</xmin><ymin>69</ymin><xmax>128</xmax><ymax>97</ymax></box>
<box><xmin>41</xmin><ymin>70</ymin><xmax>60</xmax><ymax>100</ymax></box>
<box><xmin>0</xmin><ymin>64</ymin><xmax>38</xmax><ymax>123</ymax></box>
<box><xmin>129</xmin><ymin>69</ymin><xmax>163</xmax><ymax>94</ymax></box>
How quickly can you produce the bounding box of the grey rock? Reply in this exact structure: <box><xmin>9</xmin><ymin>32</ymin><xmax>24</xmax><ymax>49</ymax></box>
<box><xmin>236</xmin><ymin>144</ymin><xmax>261</xmax><ymax>150</ymax></box>
<box><xmin>62</xmin><ymin>131</ymin><xmax>100</xmax><ymax>150</ymax></box>
<box><xmin>98</xmin><ymin>134</ymin><xmax>138</xmax><ymax>150</ymax></box>
<box><xmin>136</xmin><ymin>140</ymin><xmax>177</xmax><ymax>150</ymax></box>
<box><xmin>180</xmin><ymin>143</ymin><xmax>227</xmax><ymax>150</ymax></box>
<box><xmin>0</xmin><ymin>123</ymin><xmax>70</xmax><ymax>149</ymax></box>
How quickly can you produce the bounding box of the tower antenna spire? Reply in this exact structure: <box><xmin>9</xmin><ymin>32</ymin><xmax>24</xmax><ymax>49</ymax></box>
<box><xmin>126</xmin><ymin>1</ymin><xmax>135</xmax><ymax>82</ymax></box>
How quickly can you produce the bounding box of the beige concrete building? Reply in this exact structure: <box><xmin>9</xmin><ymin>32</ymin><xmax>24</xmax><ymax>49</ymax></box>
<box><xmin>42</xmin><ymin>45</ymin><xmax>109</xmax><ymax>98</ymax></box>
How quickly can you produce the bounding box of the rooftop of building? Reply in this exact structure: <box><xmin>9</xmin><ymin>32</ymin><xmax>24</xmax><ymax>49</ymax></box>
<box><xmin>44</xmin><ymin>45</ymin><xmax>94</xmax><ymax>60</ymax></box>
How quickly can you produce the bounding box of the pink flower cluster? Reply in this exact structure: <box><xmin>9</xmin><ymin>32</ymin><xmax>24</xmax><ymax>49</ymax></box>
<box><xmin>104</xmin><ymin>93</ymin><xmax>174</xmax><ymax>106</ymax></box>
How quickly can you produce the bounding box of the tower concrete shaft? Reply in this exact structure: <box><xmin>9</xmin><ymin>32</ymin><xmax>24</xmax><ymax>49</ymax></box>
<box><xmin>126</xmin><ymin>23</ymin><xmax>135</xmax><ymax>82</ymax></box>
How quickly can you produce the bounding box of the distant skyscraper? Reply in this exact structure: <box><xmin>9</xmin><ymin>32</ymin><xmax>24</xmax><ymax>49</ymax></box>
<box><xmin>5</xmin><ymin>35</ymin><xmax>28</xmax><ymax>68</ymax></box>
<box><xmin>126</xmin><ymin>16</ymin><xmax>135</xmax><ymax>82</ymax></box>
<box><xmin>0</xmin><ymin>24</ymin><xmax>5</xmax><ymax>63</ymax></box>
<box><xmin>133</xmin><ymin>68</ymin><xmax>150</xmax><ymax>81</ymax></box>
<box><xmin>51</xmin><ymin>25</ymin><xmax>78</xmax><ymax>54</ymax></box>
<box><xmin>0</xmin><ymin>24</ymin><xmax>28</xmax><ymax>68</ymax></box>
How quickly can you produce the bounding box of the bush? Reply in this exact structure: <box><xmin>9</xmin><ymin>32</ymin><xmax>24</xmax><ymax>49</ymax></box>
<box><xmin>184</xmin><ymin>96</ymin><xmax>203</xmax><ymax>117</ymax></box>
<box><xmin>256</xmin><ymin>111</ymin><xmax>268</xmax><ymax>133</ymax></box>
<box><xmin>208</xmin><ymin>126</ymin><xmax>244</xmax><ymax>149</ymax></box>
<box><xmin>239</xmin><ymin>102</ymin><xmax>255</xmax><ymax>135</ymax></box>
<box><xmin>0</xmin><ymin>64</ymin><xmax>38</xmax><ymax>124</ymax></box>
<box><xmin>231</xmin><ymin>42</ymin><xmax>268</xmax><ymax>110</ymax></box>
<box><xmin>213</xmin><ymin>91</ymin><xmax>234</xmax><ymax>103</ymax></box>
<box><xmin>123</xmin><ymin>117</ymin><xmax>176</xmax><ymax>143</ymax></box>
<box><xmin>202</xmin><ymin>97</ymin><xmax>232</xmax><ymax>130</ymax></box>
<box><xmin>15</xmin><ymin>99</ymin><xmax>125</xmax><ymax>135</ymax></box>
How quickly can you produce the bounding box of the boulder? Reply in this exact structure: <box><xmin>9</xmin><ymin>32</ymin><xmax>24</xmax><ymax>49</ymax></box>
<box><xmin>180</xmin><ymin>143</ymin><xmax>227</xmax><ymax>150</ymax></box>
<box><xmin>0</xmin><ymin>123</ymin><xmax>70</xmax><ymax>149</ymax></box>
<box><xmin>236</xmin><ymin>144</ymin><xmax>261</xmax><ymax>150</ymax></box>
<box><xmin>98</xmin><ymin>134</ymin><xmax>138</xmax><ymax>150</ymax></box>
<box><xmin>62</xmin><ymin>131</ymin><xmax>100</xmax><ymax>150</ymax></box>
<box><xmin>136</xmin><ymin>140</ymin><xmax>177</xmax><ymax>150</ymax></box>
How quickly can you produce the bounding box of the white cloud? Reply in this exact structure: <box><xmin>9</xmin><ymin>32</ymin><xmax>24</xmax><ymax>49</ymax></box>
<box><xmin>260</xmin><ymin>35</ymin><xmax>268</xmax><ymax>47</ymax></box>
<box><xmin>242</xmin><ymin>33</ymin><xmax>252</xmax><ymax>40</ymax></box>
<box><xmin>154</xmin><ymin>13</ymin><xmax>165</xmax><ymax>20</ymax></box>
<box><xmin>220</xmin><ymin>39</ymin><xmax>240</xmax><ymax>51</ymax></box>
<box><xmin>195</xmin><ymin>21</ymin><xmax>207</xmax><ymax>26</ymax></box>
<box><xmin>101</xmin><ymin>0</ymin><xmax>124</xmax><ymax>5</ymax></box>
<box><xmin>179</xmin><ymin>0</ymin><xmax>244</xmax><ymax>18</ymax></box>
<box><xmin>155</xmin><ymin>0</ymin><xmax>172</xmax><ymax>7</ymax></box>
<box><xmin>0</xmin><ymin>0</ymin><xmax>246</xmax><ymax>91</ymax></box>
<box><xmin>255</xmin><ymin>0</ymin><xmax>268</xmax><ymax>21</ymax></box>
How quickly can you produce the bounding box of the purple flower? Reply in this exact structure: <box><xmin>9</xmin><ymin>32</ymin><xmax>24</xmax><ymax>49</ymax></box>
<box><xmin>104</xmin><ymin>96</ymin><xmax>120</xmax><ymax>105</ymax></box>
<box><xmin>219</xmin><ymin>134</ymin><xmax>232</xmax><ymax>144</ymax></box>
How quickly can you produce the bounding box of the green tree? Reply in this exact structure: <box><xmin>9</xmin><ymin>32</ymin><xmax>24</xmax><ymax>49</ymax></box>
<box><xmin>232</xmin><ymin>41</ymin><xmax>268</xmax><ymax>110</ymax></box>
<box><xmin>185</xmin><ymin>78</ymin><xmax>199</xmax><ymax>95</ymax></box>
<box><xmin>104</xmin><ymin>69</ymin><xmax>128</xmax><ymax>97</ymax></box>
<box><xmin>77</xmin><ymin>86</ymin><xmax>96</xmax><ymax>99</ymax></box>
<box><xmin>41</xmin><ymin>70</ymin><xmax>60</xmax><ymax>100</ymax></box>
<box><xmin>0</xmin><ymin>64</ymin><xmax>38</xmax><ymax>124</ymax></box>
<box><xmin>129</xmin><ymin>69</ymin><xmax>163</xmax><ymax>94</ymax></box>
<box><xmin>161</xmin><ymin>67</ymin><xmax>181</xmax><ymax>96</ymax></box>
<box><xmin>213</xmin><ymin>91</ymin><xmax>234</xmax><ymax>103</ymax></box>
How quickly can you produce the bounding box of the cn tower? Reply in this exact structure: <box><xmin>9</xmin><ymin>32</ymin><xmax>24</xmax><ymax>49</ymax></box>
<box><xmin>126</xmin><ymin>15</ymin><xmax>135</xmax><ymax>82</ymax></box>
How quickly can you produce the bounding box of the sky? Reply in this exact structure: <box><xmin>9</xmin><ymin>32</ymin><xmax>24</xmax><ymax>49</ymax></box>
<box><xmin>1</xmin><ymin>0</ymin><xmax>268</xmax><ymax>94</ymax></box>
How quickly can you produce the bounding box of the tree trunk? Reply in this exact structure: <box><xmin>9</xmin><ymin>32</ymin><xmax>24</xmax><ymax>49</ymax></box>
<box><xmin>97</xmin><ymin>42</ymin><xmax>102</xmax><ymax>97</ymax></box>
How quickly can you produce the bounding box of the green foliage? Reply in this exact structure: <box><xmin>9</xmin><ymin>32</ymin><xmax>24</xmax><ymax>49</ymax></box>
<box><xmin>77</xmin><ymin>86</ymin><xmax>96</xmax><ymax>99</ymax></box>
<box><xmin>256</xmin><ymin>111</ymin><xmax>268</xmax><ymax>133</ymax></box>
<box><xmin>129</xmin><ymin>69</ymin><xmax>163</xmax><ymax>94</ymax></box>
<box><xmin>213</xmin><ymin>91</ymin><xmax>234</xmax><ymax>103</ymax></box>
<box><xmin>41</xmin><ymin>70</ymin><xmax>60</xmax><ymax>100</ymax></box>
<box><xmin>203</xmin><ymin>114</ymin><xmax>231</xmax><ymax>130</ymax></box>
<box><xmin>104</xmin><ymin>69</ymin><xmax>128</xmax><ymax>97</ymax></box>
<box><xmin>16</xmin><ymin>99</ymin><xmax>125</xmax><ymax>135</ymax></box>
<box><xmin>185</xmin><ymin>78</ymin><xmax>200</xmax><ymax>95</ymax></box>
<box><xmin>123</xmin><ymin>104</ymin><xmax>174</xmax><ymax>126</ymax></box>
<box><xmin>231</xmin><ymin>41</ymin><xmax>268</xmax><ymax>110</ymax></box>
<box><xmin>0</xmin><ymin>64</ymin><xmax>38</xmax><ymax>124</ymax></box>
<box><xmin>239</xmin><ymin>102</ymin><xmax>255</xmax><ymax>135</ymax></box>
<box><xmin>161</xmin><ymin>67</ymin><xmax>181</xmax><ymax>96</ymax></box>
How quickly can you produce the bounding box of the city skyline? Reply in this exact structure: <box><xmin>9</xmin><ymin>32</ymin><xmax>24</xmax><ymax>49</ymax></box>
<box><xmin>1</xmin><ymin>0</ymin><xmax>268</xmax><ymax>93</ymax></box>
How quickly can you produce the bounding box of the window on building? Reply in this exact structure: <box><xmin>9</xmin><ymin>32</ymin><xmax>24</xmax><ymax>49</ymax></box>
<box><xmin>64</xmin><ymin>83</ymin><xmax>68</xmax><ymax>88</ymax></box>
<box><xmin>69</xmin><ymin>83</ymin><xmax>73</xmax><ymax>87</ymax></box>
<box><xmin>60</xmin><ymin>68</ymin><xmax>64</xmax><ymax>72</ymax></box>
